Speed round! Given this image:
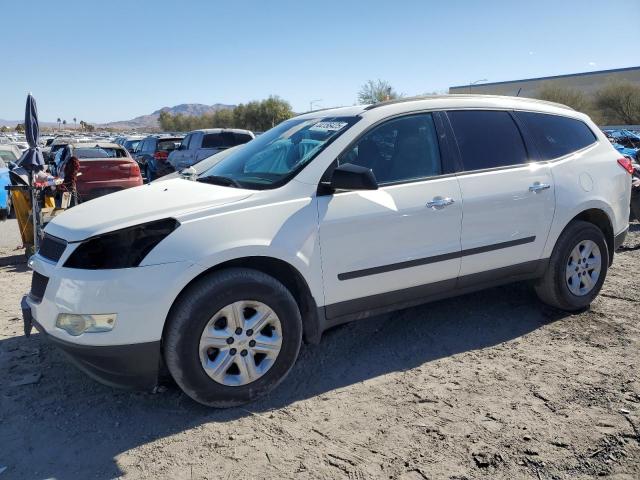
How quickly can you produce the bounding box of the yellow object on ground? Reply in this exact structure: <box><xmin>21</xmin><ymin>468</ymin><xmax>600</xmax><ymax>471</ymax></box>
<box><xmin>11</xmin><ymin>189</ymin><xmax>33</xmax><ymax>247</ymax></box>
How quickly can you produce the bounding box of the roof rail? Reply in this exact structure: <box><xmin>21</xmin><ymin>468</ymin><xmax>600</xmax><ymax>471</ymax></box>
<box><xmin>363</xmin><ymin>94</ymin><xmax>574</xmax><ymax>111</ymax></box>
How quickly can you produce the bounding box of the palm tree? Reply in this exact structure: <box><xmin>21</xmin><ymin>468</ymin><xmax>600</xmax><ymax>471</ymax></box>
<box><xmin>62</xmin><ymin>120</ymin><xmax>67</xmax><ymax>130</ymax></box>
<box><xmin>73</xmin><ymin>117</ymin><xmax>77</xmax><ymax>130</ymax></box>
<box><xmin>57</xmin><ymin>117</ymin><xmax>61</xmax><ymax>131</ymax></box>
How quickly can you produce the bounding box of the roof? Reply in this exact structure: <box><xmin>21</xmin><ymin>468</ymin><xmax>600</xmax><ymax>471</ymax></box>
<box><xmin>364</xmin><ymin>94</ymin><xmax>573</xmax><ymax>111</ymax></box>
<box><xmin>450</xmin><ymin>66</ymin><xmax>640</xmax><ymax>89</ymax></box>
<box><xmin>191</xmin><ymin>128</ymin><xmax>253</xmax><ymax>134</ymax></box>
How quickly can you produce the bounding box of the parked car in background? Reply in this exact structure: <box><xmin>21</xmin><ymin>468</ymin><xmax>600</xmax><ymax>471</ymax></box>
<box><xmin>24</xmin><ymin>95</ymin><xmax>631</xmax><ymax>407</ymax></box>
<box><xmin>156</xmin><ymin>145</ymin><xmax>242</xmax><ymax>182</ymax></box>
<box><xmin>45</xmin><ymin>137</ymin><xmax>74</xmax><ymax>162</ymax></box>
<box><xmin>0</xmin><ymin>155</ymin><xmax>13</xmax><ymax>219</ymax></box>
<box><xmin>0</xmin><ymin>144</ymin><xmax>22</xmax><ymax>167</ymax></box>
<box><xmin>604</xmin><ymin>129</ymin><xmax>640</xmax><ymax>150</ymax></box>
<box><xmin>167</xmin><ymin>128</ymin><xmax>254</xmax><ymax>172</ymax></box>
<box><xmin>134</xmin><ymin>135</ymin><xmax>183</xmax><ymax>181</ymax></box>
<box><xmin>122</xmin><ymin>136</ymin><xmax>145</xmax><ymax>155</ymax></box>
<box><xmin>53</xmin><ymin>142</ymin><xmax>142</xmax><ymax>201</ymax></box>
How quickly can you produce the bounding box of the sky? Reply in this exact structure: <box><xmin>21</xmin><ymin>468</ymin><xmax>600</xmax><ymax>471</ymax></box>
<box><xmin>2</xmin><ymin>0</ymin><xmax>639</xmax><ymax>124</ymax></box>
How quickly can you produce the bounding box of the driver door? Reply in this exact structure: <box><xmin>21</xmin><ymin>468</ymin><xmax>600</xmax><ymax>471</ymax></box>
<box><xmin>317</xmin><ymin>112</ymin><xmax>463</xmax><ymax>319</ymax></box>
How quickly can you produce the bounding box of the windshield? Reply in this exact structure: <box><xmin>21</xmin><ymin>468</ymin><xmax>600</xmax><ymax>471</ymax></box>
<box><xmin>200</xmin><ymin>116</ymin><xmax>359</xmax><ymax>189</ymax></box>
<box><xmin>0</xmin><ymin>150</ymin><xmax>18</xmax><ymax>162</ymax></box>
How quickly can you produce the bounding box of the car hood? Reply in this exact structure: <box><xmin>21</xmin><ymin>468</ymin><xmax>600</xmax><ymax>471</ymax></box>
<box><xmin>45</xmin><ymin>178</ymin><xmax>253</xmax><ymax>242</ymax></box>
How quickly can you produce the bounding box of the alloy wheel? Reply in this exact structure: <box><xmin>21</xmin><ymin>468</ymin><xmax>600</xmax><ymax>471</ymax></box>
<box><xmin>565</xmin><ymin>239</ymin><xmax>601</xmax><ymax>296</ymax></box>
<box><xmin>198</xmin><ymin>301</ymin><xmax>283</xmax><ymax>386</ymax></box>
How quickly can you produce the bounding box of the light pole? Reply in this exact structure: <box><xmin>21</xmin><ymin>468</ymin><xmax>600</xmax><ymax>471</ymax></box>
<box><xmin>309</xmin><ymin>99</ymin><xmax>322</xmax><ymax>111</ymax></box>
<box><xmin>469</xmin><ymin>78</ymin><xmax>488</xmax><ymax>93</ymax></box>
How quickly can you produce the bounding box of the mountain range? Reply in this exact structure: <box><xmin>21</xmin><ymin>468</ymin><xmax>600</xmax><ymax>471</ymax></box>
<box><xmin>102</xmin><ymin>103</ymin><xmax>235</xmax><ymax>130</ymax></box>
<box><xmin>0</xmin><ymin>103</ymin><xmax>236</xmax><ymax>130</ymax></box>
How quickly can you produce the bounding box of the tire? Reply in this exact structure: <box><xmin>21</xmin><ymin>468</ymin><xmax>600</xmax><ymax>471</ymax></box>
<box><xmin>630</xmin><ymin>188</ymin><xmax>640</xmax><ymax>222</ymax></box>
<box><xmin>535</xmin><ymin>220</ymin><xmax>609</xmax><ymax>311</ymax></box>
<box><xmin>164</xmin><ymin>268</ymin><xmax>303</xmax><ymax>407</ymax></box>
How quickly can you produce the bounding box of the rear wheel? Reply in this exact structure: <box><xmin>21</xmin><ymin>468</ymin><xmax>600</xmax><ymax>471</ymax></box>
<box><xmin>164</xmin><ymin>268</ymin><xmax>302</xmax><ymax>407</ymax></box>
<box><xmin>535</xmin><ymin>220</ymin><xmax>608</xmax><ymax>311</ymax></box>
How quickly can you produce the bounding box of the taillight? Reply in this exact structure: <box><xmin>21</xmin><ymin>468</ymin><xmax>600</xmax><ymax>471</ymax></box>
<box><xmin>131</xmin><ymin>162</ymin><xmax>141</xmax><ymax>176</ymax></box>
<box><xmin>617</xmin><ymin>157</ymin><xmax>634</xmax><ymax>174</ymax></box>
<box><xmin>154</xmin><ymin>151</ymin><xmax>168</xmax><ymax>161</ymax></box>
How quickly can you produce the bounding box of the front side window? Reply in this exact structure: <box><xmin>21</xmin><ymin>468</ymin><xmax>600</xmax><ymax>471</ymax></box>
<box><xmin>448</xmin><ymin>110</ymin><xmax>528</xmax><ymax>171</ymax></box>
<box><xmin>516</xmin><ymin>112</ymin><xmax>597</xmax><ymax>160</ymax></box>
<box><xmin>200</xmin><ymin>116</ymin><xmax>359</xmax><ymax>189</ymax></box>
<box><xmin>340</xmin><ymin>113</ymin><xmax>442</xmax><ymax>184</ymax></box>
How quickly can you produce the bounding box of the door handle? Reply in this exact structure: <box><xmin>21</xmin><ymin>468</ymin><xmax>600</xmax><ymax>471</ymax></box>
<box><xmin>426</xmin><ymin>197</ymin><xmax>455</xmax><ymax>209</ymax></box>
<box><xmin>529</xmin><ymin>182</ymin><xmax>551</xmax><ymax>193</ymax></box>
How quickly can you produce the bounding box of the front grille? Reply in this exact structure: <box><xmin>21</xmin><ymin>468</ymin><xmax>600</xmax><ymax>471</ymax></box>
<box><xmin>39</xmin><ymin>234</ymin><xmax>67</xmax><ymax>263</ymax></box>
<box><xmin>29</xmin><ymin>271</ymin><xmax>49</xmax><ymax>303</ymax></box>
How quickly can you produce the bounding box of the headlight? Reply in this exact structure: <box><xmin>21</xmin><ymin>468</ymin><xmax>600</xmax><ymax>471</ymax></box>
<box><xmin>56</xmin><ymin>313</ymin><xmax>116</xmax><ymax>336</ymax></box>
<box><xmin>64</xmin><ymin>218</ymin><xmax>179</xmax><ymax>269</ymax></box>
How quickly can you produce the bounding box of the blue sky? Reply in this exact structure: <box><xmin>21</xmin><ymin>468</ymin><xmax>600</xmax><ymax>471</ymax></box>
<box><xmin>2</xmin><ymin>0</ymin><xmax>639</xmax><ymax>123</ymax></box>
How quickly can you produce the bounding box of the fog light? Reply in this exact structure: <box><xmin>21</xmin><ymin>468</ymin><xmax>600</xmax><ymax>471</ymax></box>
<box><xmin>55</xmin><ymin>314</ymin><xmax>116</xmax><ymax>336</ymax></box>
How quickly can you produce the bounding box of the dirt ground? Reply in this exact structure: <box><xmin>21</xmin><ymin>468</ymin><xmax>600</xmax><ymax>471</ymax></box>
<box><xmin>1</xmin><ymin>218</ymin><xmax>639</xmax><ymax>480</ymax></box>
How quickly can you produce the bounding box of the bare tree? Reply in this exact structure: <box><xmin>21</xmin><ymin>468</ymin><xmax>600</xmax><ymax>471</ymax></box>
<box><xmin>357</xmin><ymin>79</ymin><xmax>400</xmax><ymax>105</ymax></box>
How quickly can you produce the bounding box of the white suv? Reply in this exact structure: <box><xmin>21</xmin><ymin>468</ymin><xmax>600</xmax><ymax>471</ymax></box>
<box><xmin>23</xmin><ymin>95</ymin><xmax>632</xmax><ymax>407</ymax></box>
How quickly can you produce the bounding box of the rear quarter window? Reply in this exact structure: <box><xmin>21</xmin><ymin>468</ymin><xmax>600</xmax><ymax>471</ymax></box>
<box><xmin>516</xmin><ymin>111</ymin><xmax>597</xmax><ymax>160</ymax></box>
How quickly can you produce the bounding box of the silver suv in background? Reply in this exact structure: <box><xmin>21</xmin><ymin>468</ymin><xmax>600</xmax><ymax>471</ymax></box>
<box><xmin>168</xmin><ymin>128</ymin><xmax>254</xmax><ymax>171</ymax></box>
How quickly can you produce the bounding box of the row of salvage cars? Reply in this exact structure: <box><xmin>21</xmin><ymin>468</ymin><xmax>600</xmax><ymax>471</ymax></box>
<box><xmin>603</xmin><ymin>129</ymin><xmax>640</xmax><ymax>221</ymax></box>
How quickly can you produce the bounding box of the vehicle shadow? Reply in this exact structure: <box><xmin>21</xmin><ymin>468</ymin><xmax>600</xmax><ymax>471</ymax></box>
<box><xmin>0</xmin><ymin>253</ymin><xmax>28</xmax><ymax>273</ymax></box>
<box><xmin>0</xmin><ymin>280</ymin><xmax>569</xmax><ymax>479</ymax></box>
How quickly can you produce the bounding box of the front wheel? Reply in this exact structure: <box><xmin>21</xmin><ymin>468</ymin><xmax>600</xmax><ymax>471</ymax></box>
<box><xmin>163</xmin><ymin>268</ymin><xmax>302</xmax><ymax>407</ymax></box>
<box><xmin>535</xmin><ymin>220</ymin><xmax>608</xmax><ymax>311</ymax></box>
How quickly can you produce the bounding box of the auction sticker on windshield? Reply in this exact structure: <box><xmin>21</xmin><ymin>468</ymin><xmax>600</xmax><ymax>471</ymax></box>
<box><xmin>309</xmin><ymin>121</ymin><xmax>349</xmax><ymax>132</ymax></box>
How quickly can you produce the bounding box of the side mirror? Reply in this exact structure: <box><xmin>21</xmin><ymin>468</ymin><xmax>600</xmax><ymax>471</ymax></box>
<box><xmin>329</xmin><ymin>163</ymin><xmax>378</xmax><ymax>191</ymax></box>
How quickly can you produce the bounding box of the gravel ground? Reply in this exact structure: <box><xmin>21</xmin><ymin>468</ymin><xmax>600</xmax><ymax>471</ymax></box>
<box><xmin>1</xmin><ymin>218</ymin><xmax>639</xmax><ymax>480</ymax></box>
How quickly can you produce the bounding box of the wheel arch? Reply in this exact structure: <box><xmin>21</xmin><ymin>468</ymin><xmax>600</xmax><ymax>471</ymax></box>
<box><xmin>164</xmin><ymin>256</ymin><xmax>322</xmax><ymax>346</ymax></box>
<box><xmin>566</xmin><ymin>208</ymin><xmax>615</xmax><ymax>265</ymax></box>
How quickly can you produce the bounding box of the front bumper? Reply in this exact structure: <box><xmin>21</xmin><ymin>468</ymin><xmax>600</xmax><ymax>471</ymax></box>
<box><xmin>22</xmin><ymin>252</ymin><xmax>202</xmax><ymax>390</ymax></box>
<box><xmin>23</xmin><ymin>298</ymin><xmax>161</xmax><ymax>390</ymax></box>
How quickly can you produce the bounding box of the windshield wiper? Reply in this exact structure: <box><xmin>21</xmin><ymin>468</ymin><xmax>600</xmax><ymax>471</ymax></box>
<box><xmin>197</xmin><ymin>175</ymin><xmax>243</xmax><ymax>188</ymax></box>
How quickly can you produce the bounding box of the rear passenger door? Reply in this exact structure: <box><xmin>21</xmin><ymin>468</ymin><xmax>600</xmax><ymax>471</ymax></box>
<box><xmin>446</xmin><ymin>110</ymin><xmax>555</xmax><ymax>282</ymax></box>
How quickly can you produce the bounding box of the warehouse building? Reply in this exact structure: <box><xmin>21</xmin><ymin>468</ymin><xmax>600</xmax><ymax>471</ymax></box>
<box><xmin>449</xmin><ymin>66</ymin><xmax>640</xmax><ymax>96</ymax></box>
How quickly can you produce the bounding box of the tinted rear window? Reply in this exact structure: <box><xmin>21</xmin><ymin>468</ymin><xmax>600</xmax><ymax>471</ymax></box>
<box><xmin>157</xmin><ymin>139</ymin><xmax>181</xmax><ymax>151</ymax></box>
<box><xmin>202</xmin><ymin>132</ymin><xmax>252</xmax><ymax>149</ymax></box>
<box><xmin>516</xmin><ymin>112</ymin><xmax>597</xmax><ymax>160</ymax></box>
<box><xmin>448</xmin><ymin>110</ymin><xmax>528</xmax><ymax>171</ymax></box>
<box><xmin>75</xmin><ymin>148</ymin><xmax>127</xmax><ymax>159</ymax></box>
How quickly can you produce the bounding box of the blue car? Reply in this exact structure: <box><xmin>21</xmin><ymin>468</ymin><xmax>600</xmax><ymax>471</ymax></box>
<box><xmin>611</xmin><ymin>142</ymin><xmax>639</xmax><ymax>160</ymax></box>
<box><xmin>0</xmin><ymin>145</ymin><xmax>22</xmax><ymax>219</ymax></box>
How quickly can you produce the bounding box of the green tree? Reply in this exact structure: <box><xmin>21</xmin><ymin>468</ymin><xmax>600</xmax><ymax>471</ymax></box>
<box><xmin>15</xmin><ymin>123</ymin><xmax>25</xmax><ymax>133</ymax></box>
<box><xmin>595</xmin><ymin>81</ymin><xmax>640</xmax><ymax>125</ymax></box>
<box><xmin>357</xmin><ymin>79</ymin><xmax>400</xmax><ymax>105</ymax></box>
<box><xmin>157</xmin><ymin>97</ymin><xmax>293</xmax><ymax>132</ymax></box>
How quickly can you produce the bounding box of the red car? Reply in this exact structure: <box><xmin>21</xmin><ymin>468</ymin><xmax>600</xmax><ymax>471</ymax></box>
<box><xmin>54</xmin><ymin>142</ymin><xmax>143</xmax><ymax>201</ymax></box>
